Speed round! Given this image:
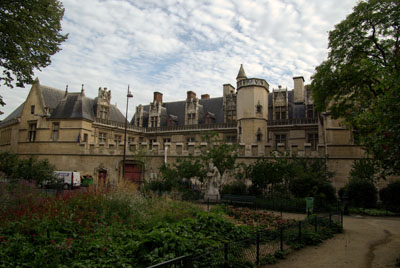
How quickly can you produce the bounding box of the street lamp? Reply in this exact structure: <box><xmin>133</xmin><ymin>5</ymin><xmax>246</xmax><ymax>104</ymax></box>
<box><xmin>122</xmin><ymin>85</ymin><xmax>133</xmax><ymax>180</ymax></box>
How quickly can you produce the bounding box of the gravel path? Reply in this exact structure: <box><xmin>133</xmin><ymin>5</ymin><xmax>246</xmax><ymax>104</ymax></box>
<box><xmin>264</xmin><ymin>213</ymin><xmax>400</xmax><ymax>268</ymax></box>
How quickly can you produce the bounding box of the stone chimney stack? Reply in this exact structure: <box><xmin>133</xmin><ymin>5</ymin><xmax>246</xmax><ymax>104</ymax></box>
<box><xmin>293</xmin><ymin>76</ymin><xmax>305</xmax><ymax>103</ymax></box>
<box><xmin>153</xmin><ymin>91</ymin><xmax>163</xmax><ymax>104</ymax></box>
<box><xmin>201</xmin><ymin>94</ymin><xmax>210</xmax><ymax>100</ymax></box>
<box><xmin>186</xmin><ymin>91</ymin><xmax>196</xmax><ymax>101</ymax></box>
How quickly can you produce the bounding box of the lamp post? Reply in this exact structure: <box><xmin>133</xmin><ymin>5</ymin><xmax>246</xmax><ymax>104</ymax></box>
<box><xmin>122</xmin><ymin>85</ymin><xmax>133</xmax><ymax>180</ymax></box>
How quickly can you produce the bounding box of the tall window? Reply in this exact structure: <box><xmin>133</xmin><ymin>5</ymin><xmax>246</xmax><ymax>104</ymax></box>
<box><xmin>83</xmin><ymin>133</ymin><xmax>88</xmax><ymax>142</ymax></box>
<box><xmin>225</xmin><ymin>135</ymin><xmax>237</xmax><ymax>143</ymax></box>
<box><xmin>187</xmin><ymin>113</ymin><xmax>196</xmax><ymax>124</ymax></box>
<box><xmin>275</xmin><ymin>134</ymin><xmax>286</xmax><ymax>150</ymax></box>
<box><xmin>308</xmin><ymin>133</ymin><xmax>319</xmax><ymax>151</ymax></box>
<box><xmin>275</xmin><ymin>107</ymin><xmax>286</xmax><ymax>120</ymax></box>
<box><xmin>31</xmin><ymin>105</ymin><xmax>35</xmax><ymax>115</ymax></box>
<box><xmin>150</xmin><ymin>116</ymin><xmax>158</xmax><ymax>127</ymax></box>
<box><xmin>128</xmin><ymin>136</ymin><xmax>135</xmax><ymax>143</ymax></box>
<box><xmin>256</xmin><ymin>128</ymin><xmax>263</xmax><ymax>142</ymax></box>
<box><xmin>28</xmin><ymin>122</ymin><xmax>37</xmax><ymax>142</ymax></box>
<box><xmin>307</xmin><ymin>105</ymin><xmax>315</xmax><ymax>118</ymax></box>
<box><xmin>99</xmin><ymin>106</ymin><xmax>108</xmax><ymax>119</ymax></box>
<box><xmin>163</xmin><ymin>138</ymin><xmax>171</xmax><ymax>149</ymax></box>
<box><xmin>114</xmin><ymin>135</ymin><xmax>122</xmax><ymax>146</ymax></box>
<box><xmin>99</xmin><ymin>132</ymin><xmax>107</xmax><ymax>144</ymax></box>
<box><xmin>52</xmin><ymin>123</ymin><xmax>59</xmax><ymax>141</ymax></box>
<box><xmin>186</xmin><ymin>137</ymin><xmax>195</xmax><ymax>150</ymax></box>
<box><xmin>149</xmin><ymin>139</ymin><xmax>156</xmax><ymax>150</ymax></box>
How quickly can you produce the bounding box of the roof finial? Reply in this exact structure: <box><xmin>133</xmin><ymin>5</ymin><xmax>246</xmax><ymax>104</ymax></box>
<box><xmin>81</xmin><ymin>84</ymin><xmax>85</xmax><ymax>96</ymax></box>
<box><xmin>236</xmin><ymin>64</ymin><xmax>247</xmax><ymax>82</ymax></box>
<box><xmin>65</xmin><ymin>84</ymin><xmax>68</xmax><ymax>96</ymax></box>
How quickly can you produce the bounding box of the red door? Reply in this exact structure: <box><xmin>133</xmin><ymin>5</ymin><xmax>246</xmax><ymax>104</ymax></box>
<box><xmin>124</xmin><ymin>164</ymin><xmax>142</xmax><ymax>183</ymax></box>
<box><xmin>98</xmin><ymin>170</ymin><xmax>107</xmax><ymax>185</ymax></box>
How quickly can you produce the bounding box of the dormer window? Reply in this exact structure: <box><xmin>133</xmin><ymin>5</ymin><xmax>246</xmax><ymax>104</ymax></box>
<box><xmin>187</xmin><ymin>113</ymin><xmax>196</xmax><ymax>124</ymax></box>
<box><xmin>150</xmin><ymin>116</ymin><xmax>158</xmax><ymax>127</ymax></box>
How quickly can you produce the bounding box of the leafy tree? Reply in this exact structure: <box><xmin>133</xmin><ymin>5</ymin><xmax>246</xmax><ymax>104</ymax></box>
<box><xmin>349</xmin><ymin>158</ymin><xmax>383</xmax><ymax>183</ymax></box>
<box><xmin>12</xmin><ymin>157</ymin><xmax>56</xmax><ymax>185</ymax></box>
<box><xmin>0</xmin><ymin>151</ymin><xmax>18</xmax><ymax>179</ymax></box>
<box><xmin>200</xmin><ymin>133</ymin><xmax>238</xmax><ymax>180</ymax></box>
<box><xmin>310</xmin><ymin>0</ymin><xmax>400</xmax><ymax>174</ymax></box>
<box><xmin>0</xmin><ymin>0</ymin><xmax>68</xmax><ymax>107</ymax></box>
<box><xmin>343</xmin><ymin>179</ymin><xmax>377</xmax><ymax>208</ymax></box>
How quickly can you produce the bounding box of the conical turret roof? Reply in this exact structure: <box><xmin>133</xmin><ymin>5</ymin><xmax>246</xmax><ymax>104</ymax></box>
<box><xmin>236</xmin><ymin>64</ymin><xmax>247</xmax><ymax>80</ymax></box>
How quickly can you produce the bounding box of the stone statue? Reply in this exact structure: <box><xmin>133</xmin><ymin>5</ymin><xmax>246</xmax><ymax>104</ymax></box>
<box><xmin>204</xmin><ymin>162</ymin><xmax>221</xmax><ymax>201</ymax></box>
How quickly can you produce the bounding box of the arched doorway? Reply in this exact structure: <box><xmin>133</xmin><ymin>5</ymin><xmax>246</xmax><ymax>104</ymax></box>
<box><xmin>98</xmin><ymin>169</ymin><xmax>107</xmax><ymax>185</ymax></box>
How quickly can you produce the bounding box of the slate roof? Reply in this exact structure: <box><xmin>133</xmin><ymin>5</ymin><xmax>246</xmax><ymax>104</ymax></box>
<box><xmin>51</xmin><ymin>94</ymin><xmax>126</xmax><ymax>123</ymax></box>
<box><xmin>133</xmin><ymin>97</ymin><xmax>225</xmax><ymax>127</ymax></box>
<box><xmin>40</xmin><ymin>86</ymin><xmax>65</xmax><ymax>109</ymax></box>
<box><xmin>2</xmin><ymin>84</ymin><xmax>126</xmax><ymax>124</ymax></box>
<box><xmin>2</xmin><ymin>102</ymin><xmax>24</xmax><ymax>122</ymax></box>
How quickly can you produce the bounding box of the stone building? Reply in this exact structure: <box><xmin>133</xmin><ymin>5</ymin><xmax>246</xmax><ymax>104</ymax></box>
<box><xmin>0</xmin><ymin>66</ymin><xmax>364</xmax><ymax>189</ymax></box>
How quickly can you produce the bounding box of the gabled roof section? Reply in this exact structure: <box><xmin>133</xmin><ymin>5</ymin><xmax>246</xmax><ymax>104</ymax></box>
<box><xmin>1</xmin><ymin>102</ymin><xmax>24</xmax><ymax>123</ymax></box>
<box><xmin>50</xmin><ymin>93</ymin><xmax>95</xmax><ymax>120</ymax></box>
<box><xmin>39</xmin><ymin>85</ymin><xmax>65</xmax><ymax>109</ymax></box>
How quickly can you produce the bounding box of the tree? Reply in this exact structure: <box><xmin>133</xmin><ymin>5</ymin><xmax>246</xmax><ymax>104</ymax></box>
<box><xmin>0</xmin><ymin>0</ymin><xmax>68</xmax><ymax>106</ymax></box>
<box><xmin>310</xmin><ymin>0</ymin><xmax>400</xmax><ymax>174</ymax></box>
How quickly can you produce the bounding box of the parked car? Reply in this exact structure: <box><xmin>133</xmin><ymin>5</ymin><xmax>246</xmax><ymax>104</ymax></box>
<box><xmin>38</xmin><ymin>171</ymin><xmax>81</xmax><ymax>190</ymax></box>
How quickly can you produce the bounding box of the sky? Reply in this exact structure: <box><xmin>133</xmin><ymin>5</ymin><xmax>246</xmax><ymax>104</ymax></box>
<box><xmin>0</xmin><ymin>0</ymin><xmax>358</xmax><ymax>120</ymax></box>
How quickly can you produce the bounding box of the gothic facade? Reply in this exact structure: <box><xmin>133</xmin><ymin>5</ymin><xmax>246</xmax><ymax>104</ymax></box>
<box><xmin>0</xmin><ymin>66</ymin><xmax>364</xmax><ymax>190</ymax></box>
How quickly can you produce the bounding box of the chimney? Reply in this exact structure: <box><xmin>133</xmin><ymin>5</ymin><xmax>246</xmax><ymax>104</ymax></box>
<box><xmin>186</xmin><ymin>91</ymin><xmax>196</xmax><ymax>101</ymax></box>
<box><xmin>201</xmin><ymin>94</ymin><xmax>210</xmax><ymax>100</ymax></box>
<box><xmin>153</xmin><ymin>91</ymin><xmax>163</xmax><ymax>104</ymax></box>
<box><xmin>293</xmin><ymin>76</ymin><xmax>305</xmax><ymax>103</ymax></box>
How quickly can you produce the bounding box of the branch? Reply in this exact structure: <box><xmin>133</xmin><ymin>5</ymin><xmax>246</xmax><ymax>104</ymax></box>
<box><xmin>368</xmin><ymin>18</ymin><xmax>388</xmax><ymax>66</ymax></box>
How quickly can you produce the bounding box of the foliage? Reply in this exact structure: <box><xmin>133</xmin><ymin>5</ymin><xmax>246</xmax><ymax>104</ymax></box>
<box><xmin>246</xmin><ymin>154</ymin><xmax>336</xmax><ymax>205</ymax></box>
<box><xmin>0</xmin><ymin>182</ymin><xmax>254</xmax><ymax>267</ymax></box>
<box><xmin>247</xmin><ymin>158</ymin><xmax>284</xmax><ymax>196</ymax></box>
<box><xmin>0</xmin><ymin>0</ymin><xmax>68</xmax><ymax>109</ymax></box>
<box><xmin>0</xmin><ymin>152</ymin><xmax>18</xmax><ymax>179</ymax></box>
<box><xmin>342</xmin><ymin>179</ymin><xmax>377</xmax><ymax>208</ymax></box>
<box><xmin>200</xmin><ymin>137</ymin><xmax>238</xmax><ymax>179</ymax></box>
<box><xmin>310</xmin><ymin>0</ymin><xmax>400</xmax><ymax>175</ymax></box>
<box><xmin>348</xmin><ymin>207</ymin><xmax>399</xmax><ymax>216</ymax></box>
<box><xmin>221</xmin><ymin>180</ymin><xmax>248</xmax><ymax>195</ymax></box>
<box><xmin>13</xmin><ymin>157</ymin><xmax>57</xmax><ymax>185</ymax></box>
<box><xmin>349</xmin><ymin>158</ymin><xmax>383</xmax><ymax>183</ymax></box>
<box><xmin>0</xmin><ymin>152</ymin><xmax>56</xmax><ymax>185</ymax></box>
<box><xmin>379</xmin><ymin>181</ymin><xmax>400</xmax><ymax>212</ymax></box>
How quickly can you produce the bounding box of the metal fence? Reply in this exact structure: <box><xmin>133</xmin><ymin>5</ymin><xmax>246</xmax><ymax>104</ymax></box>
<box><xmin>147</xmin><ymin>212</ymin><xmax>343</xmax><ymax>268</ymax></box>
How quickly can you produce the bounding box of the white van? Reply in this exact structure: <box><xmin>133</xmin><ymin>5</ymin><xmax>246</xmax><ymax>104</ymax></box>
<box><xmin>54</xmin><ymin>171</ymin><xmax>81</xmax><ymax>189</ymax></box>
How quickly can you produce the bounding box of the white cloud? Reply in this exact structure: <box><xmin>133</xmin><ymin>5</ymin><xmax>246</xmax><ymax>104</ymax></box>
<box><xmin>1</xmin><ymin>0</ymin><xmax>357</xmax><ymax>120</ymax></box>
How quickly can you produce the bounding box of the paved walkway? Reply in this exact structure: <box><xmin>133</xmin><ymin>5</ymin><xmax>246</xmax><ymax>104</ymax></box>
<box><xmin>264</xmin><ymin>213</ymin><xmax>400</xmax><ymax>268</ymax></box>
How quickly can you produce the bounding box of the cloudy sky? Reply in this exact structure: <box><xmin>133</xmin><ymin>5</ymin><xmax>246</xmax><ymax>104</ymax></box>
<box><xmin>1</xmin><ymin>0</ymin><xmax>357</xmax><ymax>120</ymax></box>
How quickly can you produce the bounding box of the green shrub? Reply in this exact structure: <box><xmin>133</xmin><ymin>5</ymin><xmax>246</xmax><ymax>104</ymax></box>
<box><xmin>345</xmin><ymin>179</ymin><xmax>377</xmax><ymax>208</ymax></box>
<box><xmin>221</xmin><ymin>181</ymin><xmax>248</xmax><ymax>195</ymax></box>
<box><xmin>379</xmin><ymin>181</ymin><xmax>400</xmax><ymax>212</ymax></box>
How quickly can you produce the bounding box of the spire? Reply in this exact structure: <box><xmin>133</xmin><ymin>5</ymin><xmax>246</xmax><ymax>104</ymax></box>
<box><xmin>236</xmin><ymin>64</ymin><xmax>247</xmax><ymax>81</ymax></box>
<box><xmin>81</xmin><ymin>84</ymin><xmax>85</xmax><ymax>96</ymax></box>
